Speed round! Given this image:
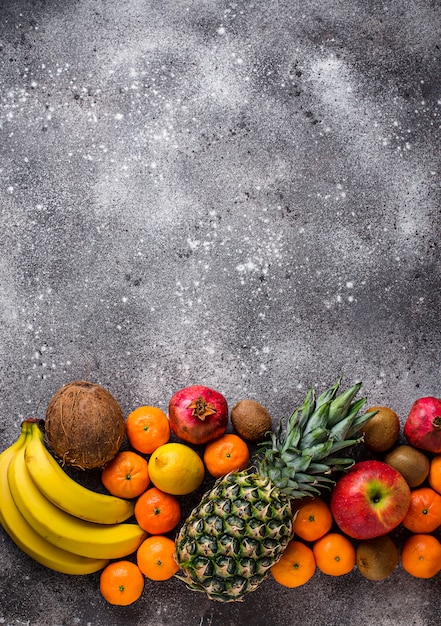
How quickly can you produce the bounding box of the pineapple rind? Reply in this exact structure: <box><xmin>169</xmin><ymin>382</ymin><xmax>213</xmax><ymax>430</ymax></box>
<box><xmin>175</xmin><ymin>471</ymin><xmax>293</xmax><ymax>602</ymax></box>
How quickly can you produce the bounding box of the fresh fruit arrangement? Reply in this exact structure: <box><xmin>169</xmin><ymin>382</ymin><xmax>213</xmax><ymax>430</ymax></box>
<box><xmin>1</xmin><ymin>379</ymin><xmax>441</xmax><ymax>606</ymax></box>
<box><xmin>174</xmin><ymin>379</ymin><xmax>375</xmax><ymax>601</ymax></box>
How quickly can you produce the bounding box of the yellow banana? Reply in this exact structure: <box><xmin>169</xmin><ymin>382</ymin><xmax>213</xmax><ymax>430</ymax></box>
<box><xmin>0</xmin><ymin>424</ymin><xmax>27</xmax><ymax>530</ymax></box>
<box><xmin>25</xmin><ymin>421</ymin><xmax>134</xmax><ymax>524</ymax></box>
<box><xmin>8</xmin><ymin>435</ymin><xmax>147</xmax><ymax>560</ymax></box>
<box><xmin>0</xmin><ymin>422</ymin><xmax>109</xmax><ymax>575</ymax></box>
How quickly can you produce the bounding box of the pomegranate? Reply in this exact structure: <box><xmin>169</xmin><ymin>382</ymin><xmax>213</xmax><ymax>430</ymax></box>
<box><xmin>168</xmin><ymin>385</ymin><xmax>228</xmax><ymax>445</ymax></box>
<box><xmin>403</xmin><ymin>396</ymin><xmax>441</xmax><ymax>453</ymax></box>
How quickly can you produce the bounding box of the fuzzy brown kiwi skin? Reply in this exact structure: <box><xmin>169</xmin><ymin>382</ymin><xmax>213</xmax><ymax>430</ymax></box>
<box><xmin>230</xmin><ymin>399</ymin><xmax>273</xmax><ymax>443</ymax></box>
<box><xmin>45</xmin><ymin>380</ymin><xmax>125</xmax><ymax>470</ymax></box>
<box><xmin>356</xmin><ymin>535</ymin><xmax>399</xmax><ymax>581</ymax></box>
<box><xmin>384</xmin><ymin>445</ymin><xmax>430</xmax><ymax>488</ymax></box>
<box><xmin>361</xmin><ymin>406</ymin><xmax>401</xmax><ymax>452</ymax></box>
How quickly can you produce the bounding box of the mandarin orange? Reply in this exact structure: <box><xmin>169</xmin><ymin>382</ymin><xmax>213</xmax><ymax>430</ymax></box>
<box><xmin>292</xmin><ymin>496</ymin><xmax>333</xmax><ymax>542</ymax></box>
<box><xmin>271</xmin><ymin>540</ymin><xmax>316</xmax><ymax>588</ymax></box>
<box><xmin>137</xmin><ymin>535</ymin><xmax>179</xmax><ymax>581</ymax></box>
<box><xmin>313</xmin><ymin>533</ymin><xmax>356</xmax><ymax>576</ymax></box>
<box><xmin>203</xmin><ymin>433</ymin><xmax>250</xmax><ymax>478</ymax></box>
<box><xmin>402</xmin><ymin>487</ymin><xmax>441</xmax><ymax>534</ymax></box>
<box><xmin>126</xmin><ymin>406</ymin><xmax>170</xmax><ymax>455</ymax></box>
<box><xmin>401</xmin><ymin>534</ymin><xmax>441</xmax><ymax>579</ymax></box>
<box><xmin>99</xmin><ymin>560</ymin><xmax>144</xmax><ymax>606</ymax></box>
<box><xmin>101</xmin><ymin>450</ymin><xmax>150</xmax><ymax>499</ymax></box>
<box><xmin>134</xmin><ymin>487</ymin><xmax>181</xmax><ymax>534</ymax></box>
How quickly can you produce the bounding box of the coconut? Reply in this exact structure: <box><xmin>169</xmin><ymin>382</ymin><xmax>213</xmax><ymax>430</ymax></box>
<box><xmin>45</xmin><ymin>380</ymin><xmax>125</xmax><ymax>470</ymax></box>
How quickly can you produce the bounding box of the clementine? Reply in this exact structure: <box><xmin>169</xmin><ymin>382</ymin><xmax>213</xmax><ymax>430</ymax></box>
<box><xmin>137</xmin><ymin>535</ymin><xmax>179</xmax><ymax>581</ymax></box>
<box><xmin>402</xmin><ymin>487</ymin><xmax>441</xmax><ymax>533</ymax></box>
<box><xmin>126</xmin><ymin>405</ymin><xmax>170</xmax><ymax>454</ymax></box>
<box><xmin>99</xmin><ymin>560</ymin><xmax>144</xmax><ymax>606</ymax></box>
<box><xmin>292</xmin><ymin>496</ymin><xmax>333</xmax><ymax>542</ymax></box>
<box><xmin>401</xmin><ymin>533</ymin><xmax>441</xmax><ymax>578</ymax></box>
<box><xmin>271</xmin><ymin>540</ymin><xmax>316</xmax><ymax>588</ymax></box>
<box><xmin>134</xmin><ymin>487</ymin><xmax>181</xmax><ymax>534</ymax></box>
<box><xmin>428</xmin><ymin>455</ymin><xmax>441</xmax><ymax>495</ymax></box>
<box><xmin>203</xmin><ymin>433</ymin><xmax>250</xmax><ymax>478</ymax></box>
<box><xmin>313</xmin><ymin>532</ymin><xmax>356</xmax><ymax>576</ymax></box>
<box><xmin>101</xmin><ymin>450</ymin><xmax>150</xmax><ymax>499</ymax></box>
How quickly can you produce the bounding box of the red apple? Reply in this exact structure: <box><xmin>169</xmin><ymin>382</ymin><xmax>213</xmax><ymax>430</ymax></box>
<box><xmin>404</xmin><ymin>396</ymin><xmax>441</xmax><ymax>453</ymax></box>
<box><xmin>168</xmin><ymin>384</ymin><xmax>228</xmax><ymax>445</ymax></box>
<box><xmin>330</xmin><ymin>460</ymin><xmax>411</xmax><ymax>540</ymax></box>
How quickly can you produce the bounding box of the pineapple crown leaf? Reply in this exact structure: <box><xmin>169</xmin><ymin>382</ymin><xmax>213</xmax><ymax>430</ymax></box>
<box><xmin>323</xmin><ymin>457</ymin><xmax>356</xmax><ymax>470</ymax></box>
<box><xmin>280</xmin><ymin>421</ymin><xmax>300</xmax><ymax>453</ymax></box>
<box><xmin>300</xmin><ymin>426</ymin><xmax>330</xmax><ymax>449</ymax></box>
<box><xmin>327</xmin><ymin>381</ymin><xmax>362</xmax><ymax>427</ymax></box>
<box><xmin>329</xmin><ymin>398</ymin><xmax>367</xmax><ymax>441</ymax></box>
<box><xmin>257</xmin><ymin>378</ymin><xmax>372</xmax><ymax>498</ymax></box>
<box><xmin>315</xmin><ymin>376</ymin><xmax>342</xmax><ymax>408</ymax></box>
<box><xmin>277</xmin><ymin>449</ymin><xmax>307</xmax><ymax>465</ymax></box>
<box><xmin>345</xmin><ymin>407</ymin><xmax>379</xmax><ymax>439</ymax></box>
<box><xmin>301</xmin><ymin>402</ymin><xmax>331</xmax><ymax>438</ymax></box>
<box><xmin>296</xmin><ymin>387</ymin><xmax>315</xmax><ymax>429</ymax></box>
<box><xmin>301</xmin><ymin>440</ymin><xmax>334</xmax><ymax>461</ymax></box>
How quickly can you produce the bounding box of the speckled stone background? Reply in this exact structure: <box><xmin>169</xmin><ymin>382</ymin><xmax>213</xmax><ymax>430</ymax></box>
<box><xmin>0</xmin><ymin>0</ymin><xmax>440</xmax><ymax>624</ymax></box>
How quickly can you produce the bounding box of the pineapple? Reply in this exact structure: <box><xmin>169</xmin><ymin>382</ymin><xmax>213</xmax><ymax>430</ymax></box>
<box><xmin>175</xmin><ymin>379</ymin><xmax>376</xmax><ymax>602</ymax></box>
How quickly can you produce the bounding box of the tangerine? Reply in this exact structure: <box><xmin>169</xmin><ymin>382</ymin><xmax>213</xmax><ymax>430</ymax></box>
<box><xmin>402</xmin><ymin>487</ymin><xmax>441</xmax><ymax>533</ymax></box>
<box><xmin>137</xmin><ymin>535</ymin><xmax>179</xmax><ymax>581</ymax></box>
<box><xmin>401</xmin><ymin>533</ymin><xmax>441</xmax><ymax>578</ymax></box>
<box><xmin>126</xmin><ymin>406</ymin><xmax>170</xmax><ymax>455</ymax></box>
<box><xmin>99</xmin><ymin>560</ymin><xmax>144</xmax><ymax>606</ymax></box>
<box><xmin>313</xmin><ymin>532</ymin><xmax>356</xmax><ymax>576</ymax></box>
<box><xmin>270</xmin><ymin>540</ymin><xmax>316</xmax><ymax>588</ymax></box>
<box><xmin>292</xmin><ymin>496</ymin><xmax>333</xmax><ymax>542</ymax></box>
<box><xmin>428</xmin><ymin>455</ymin><xmax>441</xmax><ymax>495</ymax></box>
<box><xmin>203</xmin><ymin>433</ymin><xmax>250</xmax><ymax>478</ymax></box>
<box><xmin>134</xmin><ymin>487</ymin><xmax>181</xmax><ymax>534</ymax></box>
<box><xmin>101</xmin><ymin>450</ymin><xmax>150</xmax><ymax>499</ymax></box>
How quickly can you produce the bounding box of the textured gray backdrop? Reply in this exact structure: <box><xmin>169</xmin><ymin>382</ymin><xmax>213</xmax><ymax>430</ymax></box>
<box><xmin>0</xmin><ymin>0</ymin><xmax>440</xmax><ymax>624</ymax></box>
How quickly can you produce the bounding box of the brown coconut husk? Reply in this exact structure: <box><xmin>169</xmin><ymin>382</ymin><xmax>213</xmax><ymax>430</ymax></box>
<box><xmin>45</xmin><ymin>380</ymin><xmax>125</xmax><ymax>470</ymax></box>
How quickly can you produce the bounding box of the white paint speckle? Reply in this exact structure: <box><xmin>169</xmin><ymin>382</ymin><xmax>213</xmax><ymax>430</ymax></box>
<box><xmin>236</xmin><ymin>260</ymin><xmax>257</xmax><ymax>273</ymax></box>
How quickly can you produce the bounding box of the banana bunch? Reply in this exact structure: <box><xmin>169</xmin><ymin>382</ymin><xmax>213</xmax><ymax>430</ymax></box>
<box><xmin>0</xmin><ymin>419</ymin><xmax>147</xmax><ymax>575</ymax></box>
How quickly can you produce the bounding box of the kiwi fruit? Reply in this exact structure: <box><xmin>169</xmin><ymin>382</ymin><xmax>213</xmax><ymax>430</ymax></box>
<box><xmin>231</xmin><ymin>399</ymin><xmax>272</xmax><ymax>442</ymax></box>
<box><xmin>356</xmin><ymin>535</ymin><xmax>399</xmax><ymax>581</ymax></box>
<box><xmin>384</xmin><ymin>444</ymin><xmax>430</xmax><ymax>488</ymax></box>
<box><xmin>361</xmin><ymin>406</ymin><xmax>400</xmax><ymax>452</ymax></box>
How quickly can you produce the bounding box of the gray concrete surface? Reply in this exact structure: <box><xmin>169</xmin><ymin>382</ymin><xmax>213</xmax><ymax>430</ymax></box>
<box><xmin>1</xmin><ymin>0</ymin><xmax>440</xmax><ymax>624</ymax></box>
